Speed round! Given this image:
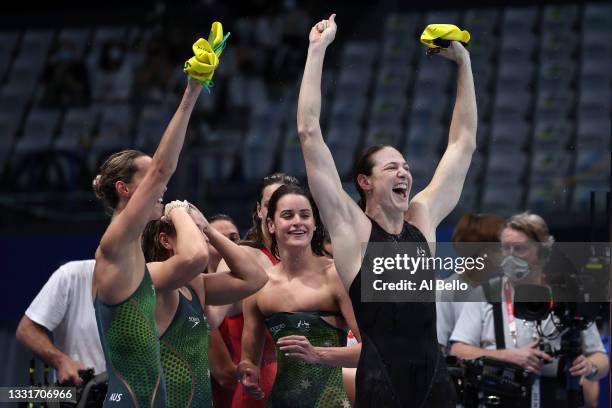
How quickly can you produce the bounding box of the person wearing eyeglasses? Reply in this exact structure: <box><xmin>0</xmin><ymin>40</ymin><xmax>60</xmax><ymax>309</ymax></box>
<box><xmin>450</xmin><ymin>212</ymin><xmax>609</xmax><ymax>407</ymax></box>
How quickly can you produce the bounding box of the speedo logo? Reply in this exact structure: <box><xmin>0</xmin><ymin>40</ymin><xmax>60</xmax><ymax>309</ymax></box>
<box><xmin>269</xmin><ymin>323</ymin><xmax>285</xmax><ymax>335</ymax></box>
<box><xmin>188</xmin><ymin>316</ymin><xmax>200</xmax><ymax>328</ymax></box>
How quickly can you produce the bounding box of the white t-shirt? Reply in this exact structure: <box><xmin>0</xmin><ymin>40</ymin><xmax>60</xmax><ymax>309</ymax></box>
<box><xmin>436</xmin><ymin>273</ymin><xmax>480</xmax><ymax>347</ymax></box>
<box><xmin>26</xmin><ymin>260</ymin><xmax>106</xmax><ymax>374</ymax></box>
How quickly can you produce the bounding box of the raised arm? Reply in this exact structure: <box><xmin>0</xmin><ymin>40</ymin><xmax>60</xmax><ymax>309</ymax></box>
<box><xmin>298</xmin><ymin>15</ymin><xmax>369</xmax><ymax>288</ymax></box>
<box><xmin>202</xmin><ymin>228</ymin><xmax>268</xmax><ymax>305</ymax></box>
<box><xmin>148</xmin><ymin>203</ymin><xmax>209</xmax><ymax>292</ymax></box>
<box><xmin>408</xmin><ymin>42</ymin><xmax>477</xmax><ymax>236</ymax></box>
<box><xmin>297</xmin><ymin>14</ymin><xmax>365</xmax><ymax>236</ymax></box>
<box><xmin>99</xmin><ymin>80</ymin><xmax>203</xmax><ymax>258</ymax></box>
<box><xmin>189</xmin><ymin>208</ymin><xmax>267</xmax><ymax>305</ymax></box>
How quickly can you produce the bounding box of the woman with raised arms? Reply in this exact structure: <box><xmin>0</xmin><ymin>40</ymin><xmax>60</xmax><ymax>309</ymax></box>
<box><xmin>296</xmin><ymin>14</ymin><xmax>477</xmax><ymax>407</ymax></box>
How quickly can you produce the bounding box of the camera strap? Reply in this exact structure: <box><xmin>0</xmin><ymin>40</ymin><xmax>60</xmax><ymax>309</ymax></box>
<box><xmin>492</xmin><ymin>302</ymin><xmax>506</xmax><ymax>349</ymax></box>
<box><xmin>482</xmin><ymin>277</ymin><xmax>506</xmax><ymax>349</ymax></box>
<box><xmin>504</xmin><ymin>281</ymin><xmax>519</xmax><ymax>347</ymax></box>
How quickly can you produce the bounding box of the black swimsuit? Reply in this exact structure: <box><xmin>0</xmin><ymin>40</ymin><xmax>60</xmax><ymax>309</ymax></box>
<box><xmin>348</xmin><ymin>219</ymin><xmax>456</xmax><ymax>407</ymax></box>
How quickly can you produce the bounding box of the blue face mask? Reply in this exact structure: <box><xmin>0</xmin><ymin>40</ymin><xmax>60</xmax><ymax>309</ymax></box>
<box><xmin>501</xmin><ymin>255</ymin><xmax>531</xmax><ymax>282</ymax></box>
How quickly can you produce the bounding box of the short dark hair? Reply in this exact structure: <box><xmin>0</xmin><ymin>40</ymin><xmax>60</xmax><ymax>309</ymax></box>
<box><xmin>353</xmin><ymin>144</ymin><xmax>389</xmax><ymax>210</ymax></box>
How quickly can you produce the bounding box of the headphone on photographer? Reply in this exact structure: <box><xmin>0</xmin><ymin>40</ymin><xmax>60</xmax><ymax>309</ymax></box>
<box><xmin>505</xmin><ymin>212</ymin><xmax>555</xmax><ymax>263</ymax></box>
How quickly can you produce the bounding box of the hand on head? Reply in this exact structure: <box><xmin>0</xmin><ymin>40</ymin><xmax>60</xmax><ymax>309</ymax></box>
<box><xmin>309</xmin><ymin>14</ymin><xmax>337</xmax><ymax>47</ymax></box>
<box><xmin>186</xmin><ymin>203</ymin><xmax>209</xmax><ymax>232</ymax></box>
<box><xmin>162</xmin><ymin>200</ymin><xmax>190</xmax><ymax>221</ymax></box>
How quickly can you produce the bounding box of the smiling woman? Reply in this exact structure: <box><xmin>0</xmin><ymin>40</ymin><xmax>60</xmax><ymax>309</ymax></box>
<box><xmin>353</xmin><ymin>144</ymin><xmax>413</xmax><ymax>210</ymax></box>
<box><xmin>238</xmin><ymin>184</ymin><xmax>362</xmax><ymax>407</ymax></box>
<box><xmin>266</xmin><ymin>185</ymin><xmax>329</xmax><ymax>259</ymax></box>
<box><xmin>296</xmin><ymin>13</ymin><xmax>476</xmax><ymax>408</ymax></box>
<box><xmin>93</xmin><ymin>77</ymin><xmax>206</xmax><ymax>408</ymax></box>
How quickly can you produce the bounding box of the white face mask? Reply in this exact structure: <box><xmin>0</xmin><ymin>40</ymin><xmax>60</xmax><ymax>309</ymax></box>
<box><xmin>501</xmin><ymin>255</ymin><xmax>531</xmax><ymax>282</ymax></box>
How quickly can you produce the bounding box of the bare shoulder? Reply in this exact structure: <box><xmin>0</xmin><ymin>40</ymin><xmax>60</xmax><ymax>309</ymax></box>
<box><xmin>93</xmin><ymin>242</ymin><xmax>145</xmax><ymax>303</ymax></box>
<box><xmin>330</xmin><ymin>207</ymin><xmax>371</xmax><ymax>243</ymax></box>
<box><xmin>328</xmin><ymin>216</ymin><xmax>372</xmax><ymax>290</ymax></box>
<box><xmin>318</xmin><ymin>256</ymin><xmax>336</xmax><ymax>275</ymax></box>
<box><xmin>320</xmin><ymin>258</ymin><xmax>345</xmax><ymax>287</ymax></box>
<box><xmin>406</xmin><ymin>196</ymin><xmax>435</xmax><ymax>242</ymax></box>
<box><xmin>263</xmin><ymin>262</ymin><xmax>283</xmax><ymax>283</ymax></box>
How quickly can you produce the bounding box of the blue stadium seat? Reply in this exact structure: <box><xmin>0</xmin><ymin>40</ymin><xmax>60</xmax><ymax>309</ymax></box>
<box><xmin>342</xmin><ymin>42</ymin><xmax>377</xmax><ymax>67</ymax></box>
<box><xmin>530</xmin><ymin>151</ymin><xmax>572</xmax><ymax>181</ymax></box>
<box><xmin>198</xmin><ymin>128</ymin><xmax>242</xmax><ymax>181</ymax></box>
<box><xmin>535</xmin><ymin>91</ymin><xmax>574</xmax><ymax>120</ymax></box>
<box><xmin>280</xmin><ymin>131</ymin><xmax>307</xmax><ymax>179</ymax></box>
<box><xmin>574</xmin><ymin>150</ymin><xmax>611</xmax><ymax>183</ymax></box>
<box><xmin>327</xmin><ymin>124</ymin><xmax>362</xmax><ymax>179</ymax></box>
<box><xmin>369</xmin><ymin>94</ymin><xmax>407</xmax><ymax>125</ymax></box>
<box><xmin>55</xmin><ymin>108</ymin><xmax>98</xmax><ymax>151</ymax></box>
<box><xmin>526</xmin><ymin>181</ymin><xmax>570</xmax><ymax>213</ymax></box>
<box><xmin>15</xmin><ymin>108</ymin><xmax>61</xmax><ymax>154</ymax></box>
<box><xmin>532</xmin><ymin>118</ymin><xmax>572</xmax><ymax>152</ymax></box>
<box><xmin>57</xmin><ymin>28</ymin><xmax>92</xmax><ymax>58</ymax></box>
<box><xmin>486</xmin><ymin>151</ymin><xmax>527</xmax><ymax>183</ymax></box>
<box><xmin>489</xmin><ymin>119</ymin><xmax>529</xmax><ymax>153</ymax></box>
<box><xmin>502</xmin><ymin>6</ymin><xmax>538</xmax><ymax>31</ymax></box>
<box><xmin>542</xmin><ymin>4</ymin><xmax>579</xmax><ymax>29</ymax></box>
<box><xmin>481</xmin><ymin>182</ymin><xmax>524</xmax><ymax>214</ymax></box>
<box><xmin>242</xmin><ymin>124</ymin><xmax>281</xmax><ymax>181</ymax></box>
<box><xmin>20</xmin><ymin>30</ymin><xmax>55</xmax><ymax>60</ymax></box>
<box><xmin>405</xmin><ymin>151</ymin><xmax>438</xmax><ymax>186</ymax></box>
<box><xmin>366</xmin><ymin>121</ymin><xmax>403</xmax><ymax>147</ymax></box>
<box><xmin>493</xmin><ymin>89</ymin><xmax>532</xmax><ymax>118</ymax></box>
<box><xmin>405</xmin><ymin>120</ymin><xmax>444</xmax><ymax>156</ymax></box>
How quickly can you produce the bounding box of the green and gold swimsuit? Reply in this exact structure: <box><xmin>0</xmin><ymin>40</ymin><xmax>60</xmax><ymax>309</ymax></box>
<box><xmin>264</xmin><ymin>311</ymin><xmax>350</xmax><ymax>408</ymax></box>
<box><xmin>160</xmin><ymin>286</ymin><xmax>212</xmax><ymax>408</ymax></box>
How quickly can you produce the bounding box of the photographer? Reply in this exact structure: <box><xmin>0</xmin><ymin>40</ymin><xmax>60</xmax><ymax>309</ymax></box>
<box><xmin>16</xmin><ymin>260</ymin><xmax>105</xmax><ymax>385</ymax></box>
<box><xmin>450</xmin><ymin>212</ymin><xmax>609</xmax><ymax>407</ymax></box>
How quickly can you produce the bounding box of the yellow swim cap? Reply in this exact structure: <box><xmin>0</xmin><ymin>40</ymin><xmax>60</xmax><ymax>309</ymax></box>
<box><xmin>208</xmin><ymin>21</ymin><xmax>230</xmax><ymax>57</ymax></box>
<box><xmin>184</xmin><ymin>21</ymin><xmax>231</xmax><ymax>91</ymax></box>
<box><xmin>184</xmin><ymin>38</ymin><xmax>219</xmax><ymax>82</ymax></box>
<box><xmin>420</xmin><ymin>24</ymin><xmax>470</xmax><ymax>49</ymax></box>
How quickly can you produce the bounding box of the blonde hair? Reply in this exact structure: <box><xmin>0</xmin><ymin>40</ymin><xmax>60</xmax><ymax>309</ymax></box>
<box><xmin>505</xmin><ymin>212</ymin><xmax>555</xmax><ymax>255</ymax></box>
<box><xmin>93</xmin><ymin>149</ymin><xmax>147</xmax><ymax>213</ymax></box>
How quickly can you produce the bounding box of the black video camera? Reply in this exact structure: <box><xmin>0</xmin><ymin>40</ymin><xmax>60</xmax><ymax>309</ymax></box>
<box><xmin>513</xmin><ymin>283</ymin><xmax>604</xmax><ymax>330</ymax></box>
<box><xmin>447</xmin><ymin>356</ymin><xmax>533</xmax><ymax>408</ymax></box>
